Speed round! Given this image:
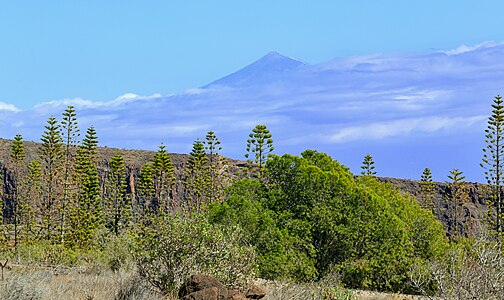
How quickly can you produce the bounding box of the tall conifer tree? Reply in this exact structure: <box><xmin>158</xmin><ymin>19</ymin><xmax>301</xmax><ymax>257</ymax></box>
<box><xmin>185</xmin><ymin>140</ymin><xmax>209</xmax><ymax>212</ymax></box>
<box><xmin>10</xmin><ymin>134</ymin><xmax>25</xmax><ymax>249</ymax></box>
<box><xmin>245</xmin><ymin>124</ymin><xmax>274</xmax><ymax>176</ymax></box>
<box><xmin>104</xmin><ymin>153</ymin><xmax>131</xmax><ymax>235</ymax></box>
<box><xmin>39</xmin><ymin>117</ymin><xmax>64</xmax><ymax>240</ymax></box>
<box><xmin>59</xmin><ymin>105</ymin><xmax>79</xmax><ymax>243</ymax></box>
<box><xmin>152</xmin><ymin>144</ymin><xmax>175</xmax><ymax>214</ymax></box>
<box><xmin>446</xmin><ymin>168</ymin><xmax>468</xmax><ymax>240</ymax></box>
<box><xmin>361</xmin><ymin>153</ymin><xmax>376</xmax><ymax>176</ymax></box>
<box><xmin>482</xmin><ymin>95</ymin><xmax>504</xmax><ymax>239</ymax></box>
<box><xmin>70</xmin><ymin>126</ymin><xmax>100</xmax><ymax>248</ymax></box>
<box><xmin>138</xmin><ymin>162</ymin><xmax>155</xmax><ymax>218</ymax></box>
<box><xmin>205</xmin><ymin>131</ymin><xmax>226</xmax><ymax>204</ymax></box>
<box><xmin>419</xmin><ymin>168</ymin><xmax>435</xmax><ymax>212</ymax></box>
<box><xmin>25</xmin><ymin>160</ymin><xmax>42</xmax><ymax>238</ymax></box>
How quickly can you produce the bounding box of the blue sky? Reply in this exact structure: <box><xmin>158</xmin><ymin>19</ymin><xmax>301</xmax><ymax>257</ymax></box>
<box><xmin>1</xmin><ymin>1</ymin><xmax>504</xmax><ymax>182</ymax></box>
<box><xmin>2</xmin><ymin>1</ymin><xmax>504</xmax><ymax>108</ymax></box>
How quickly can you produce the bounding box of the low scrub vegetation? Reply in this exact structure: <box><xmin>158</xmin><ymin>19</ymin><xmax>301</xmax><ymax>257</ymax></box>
<box><xmin>134</xmin><ymin>213</ymin><xmax>256</xmax><ymax>295</ymax></box>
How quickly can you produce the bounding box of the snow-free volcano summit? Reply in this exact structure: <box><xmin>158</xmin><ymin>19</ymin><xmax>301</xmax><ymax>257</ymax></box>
<box><xmin>2</xmin><ymin>42</ymin><xmax>504</xmax><ymax>182</ymax></box>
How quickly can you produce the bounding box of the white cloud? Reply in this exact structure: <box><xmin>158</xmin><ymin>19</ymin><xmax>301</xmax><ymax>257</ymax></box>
<box><xmin>34</xmin><ymin>98</ymin><xmax>102</xmax><ymax>110</ymax></box>
<box><xmin>328</xmin><ymin>115</ymin><xmax>486</xmax><ymax>143</ymax></box>
<box><xmin>184</xmin><ymin>88</ymin><xmax>207</xmax><ymax>95</ymax></box>
<box><xmin>0</xmin><ymin>101</ymin><xmax>20</xmax><ymax>112</ymax></box>
<box><xmin>34</xmin><ymin>93</ymin><xmax>163</xmax><ymax>110</ymax></box>
<box><xmin>392</xmin><ymin>89</ymin><xmax>448</xmax><ymax>101</ymax></box>
<box><xmin>112</xmin><ymin>93</ymin><xmax>162</xmax><ymax>105</ymax></box>
<box><xmin>444</xmin><ymin>41</ymin><xmax>503</xmax><ymax>55</ymax></box>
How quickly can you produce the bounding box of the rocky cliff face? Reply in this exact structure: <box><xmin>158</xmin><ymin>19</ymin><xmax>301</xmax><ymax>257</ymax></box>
<box><xmin>0</xmin><ymin>138</ymin><xmax>489</xmax><ymax>235</ymax></box>
<box><xmin>379</xmin><ymin>177</ymin><xmax>488</xmax><ymax>237</ymax></box>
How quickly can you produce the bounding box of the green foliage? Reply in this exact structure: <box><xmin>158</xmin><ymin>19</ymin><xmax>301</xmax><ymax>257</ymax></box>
<box><xmin>208</xmin><ymin>179</ymin><xmax>318</xmax><ymax>281</ymax></box>
<box><xmin>419</xmin><ymin>168</ymin><xmax>435</xmax><ymax>212</ymax></box>
<box><xmin>245</xmin><ymin>124</ymin><xmax>274</xmax><ymax>176</ymax></box>
<box><xmin>211</xmin><ymin>150</ymin><xmax>447</xmax><ymax>292</ymax></box>
<box><xmin>38</xmin><ymin>117</ymin><xmax>64</xmax><ymax>241</ymax></box>
<box><xmin>10</xmin><ymin>134</ymin><xmax>26</xmax><ymax>249</ymax></box>
<box><xmin>360</xmin><ymin>153</ymin><xmax>376</xmax><ymax>176</ymax></box>
<box><xmin>205</xmin><ymin>131</ymin><xmax>227</xmax><ymax>204</ymax></box>
<box><xmin>104</xmin><ymin>152</ymin><xmax>131</xmax><ymax>236</ymax></box>
<box><xmin>60</xmin><ymin>105</ymin><xmax>80</xmax><ymax>147</ymax></box>
<box><xmin>137</xmin><ymin>162</ymin><xmax>155</xmax><ymax>217</ymax></box>
<box><xmin>134</xmin><ymin>213</ymin><xmax>256</xmax><ymax>295</ymax></box>
<box><xmin>152</xmin><ymin>144</ymin><xmax>175</xmax><ymax>213</ymax></box>
<box><xmin>481</xmin><ymin>94</ymin><xmax>504</xmax><ymax>239</ymax></box>
<box><xmin>184</xmin><ymin>140</ymin><xmax>209</xmax><ymax>212</ymax></box>
<box><xmin>4</xmin><ymin>232</ymin><xmax>135</xmax><ymax>271</ymax></box>
<box><xmin>69</xmin><ymin>126</ymin><xmax>102</xmax><ymax>249</ymax></box>
<box><xmin>446</xmin><ymin>169</ymin><xmax>469</xmax><ymax>240</ymax></box>
<box><xmin>59</xmin><ymin>105</ymin><xmax>80</xmax><ymax>244</ymax></box>
<box><xmin>11</xmin><ymin>134</ymin><xmax>25</xmax><ymax>163</ymax></box>
<box><xmin>25</xmin><ymin>160</ymin><xmax>42</xmax><ymax>237</ymax></box>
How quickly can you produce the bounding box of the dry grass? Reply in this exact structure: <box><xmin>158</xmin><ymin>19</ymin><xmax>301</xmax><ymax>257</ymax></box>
<box><xmin>0</xmin><ymin>264</ymin><xmax>163</xmax><ymax>300</ymax></box>
<box><xmin>262</xmin><ymin>280</ymin><xmax>429</xmax><ymax>300</ymax></box>
<box><xmin>0</xmin><ymin>264</ymin><xmax>430</xmax><ymax>300</ymax></box>
<box><xmin>260</xmin><ymin>280</ymin><xmax>354</xmax><ymax>300</ymax></box>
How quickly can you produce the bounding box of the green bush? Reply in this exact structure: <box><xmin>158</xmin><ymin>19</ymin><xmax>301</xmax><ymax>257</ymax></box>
<box><xmin>209</xmin><ymin>179</ymin><xmax>318</xmax><ymax>281</ymax></box>
<box><xmin>210</xmin><ymin>150</ymin><xmax>448</xmax><ymax>292</ymax></box>
<box><xmin>134</xmin><ymin>213</ymin><xmax>256</xmax><ymax>295</ymax></box>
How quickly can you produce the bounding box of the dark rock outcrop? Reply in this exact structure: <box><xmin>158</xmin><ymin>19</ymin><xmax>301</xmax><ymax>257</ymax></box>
<box><xmin>178</xmin><ymin>274</ymin><xmax>266</xmax><ymax>300</ymax></box>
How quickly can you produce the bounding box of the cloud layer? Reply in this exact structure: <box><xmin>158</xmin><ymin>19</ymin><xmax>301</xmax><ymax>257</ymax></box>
<box><xmin>2</xmin><ymin>43</ymin><xmax>503</xmax><ymax>182</ymax></box>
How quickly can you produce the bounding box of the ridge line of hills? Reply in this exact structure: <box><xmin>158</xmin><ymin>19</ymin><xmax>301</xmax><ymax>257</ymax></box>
<box><xmin>0</xmin><ymin>138</ymin><xmax>488</xmax><ymax>236</ymax></box>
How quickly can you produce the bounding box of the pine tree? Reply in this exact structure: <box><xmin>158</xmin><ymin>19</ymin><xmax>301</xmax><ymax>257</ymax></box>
<box><xmin>482</xmin><ymin>95</ymin><xmax>504</xmax><ymax>239</ymax></box>
<box><xmin>39</xmin><ymin>117</ymin><xmax>64</xmax><ymax>241</ymax></box>
<box><xmin>419</xmin><ymin>168</ymin><xmax>435</xmax><ymax>212</ymax></box>
<box><xmin>59</xmin><ymin>105</ymin><xmax>80</xmax><ymax>243</ymax></box>
<box><xmin>0</xmin><ymin>165</ymin><xmax>3</xmax><ymax>225</ymax></box>
<box><xmin>204</xmin><ymin>131</ymin><xmax>226</xmax><ymax>204</ymax></box>
<box><xmin>25</xmin><ymin>160</ymin><xmax>42</xmax><ymax>239</ymax></box>
<box><xmin>137</xmin><ymin>162</ymin><xmax>155</xmax><ymax>220</ymax></box>
<box><xmin>10</xmin><ymin>134</ymin><xmax>25</xmax><ymax>249</ymax></box>
<box><xmin>69</xmin><ymin>126</ymin><xmax>100</xmax><ymax>248</ymax></box>
<box><xmin>245</xmin><ymin>124</ymin><xmax>274</xmax><ymax>176</ymax></box>
<box><xmin>360</xmin><ymin>153</ymin><xmax>376</xmax><ymax>176</ymax></box>
<box><xmin>184</xmin><ymin>140</ymin><xmax>209</xmax><ymax>212</ymax></box>
<box><xmin>152</xmin><ymin>144</ymin><xmax>175</xmax><ymax>214</ymax></box>
<box><xmin>104</xmin><ymin>153</ymin><xmax>131</xmax><ymax>236</ymax></box>
<box><xmin>0</xmin><ymin>167</ymin><xmax>5</xmax><ymax>252</ymax></box>
<box><xmin>446</xmin><ymin>168</ymin><xmax>468</xmax><ymax>240</ymax></box>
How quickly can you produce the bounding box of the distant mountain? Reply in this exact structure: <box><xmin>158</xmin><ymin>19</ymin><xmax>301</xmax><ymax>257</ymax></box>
<box><xmin>3</xmin><ymin>42</ymin><xmax>504</xmax><ymax>182</ymax></box>
<box><xmin>206</xmin><ymin>51</ymin><xmax>307</xmax><ymax>87</ymax></box>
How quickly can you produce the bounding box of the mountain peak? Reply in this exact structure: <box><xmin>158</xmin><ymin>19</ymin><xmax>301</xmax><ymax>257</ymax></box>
<box><xmin>206</xmin><ymin>51</ymin><xmax>306</xmax><ymax>87</ymax></box>
<box><xmin>259</xmin><ymin>51</ymin><xmax>306</xmax><ymax>65</ymax></box>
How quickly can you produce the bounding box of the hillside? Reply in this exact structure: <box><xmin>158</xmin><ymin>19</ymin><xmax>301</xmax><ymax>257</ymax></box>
<box><xmin>0</xmin><ymin>138</ymin><xmax>488</xmax><ymax>236</ymax></box>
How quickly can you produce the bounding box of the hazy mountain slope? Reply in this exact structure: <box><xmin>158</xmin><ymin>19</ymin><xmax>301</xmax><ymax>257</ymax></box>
<box><xmin>2</xmin><ymin>42</ymin><xmax>504</xmax><ymax>181</ymax></box>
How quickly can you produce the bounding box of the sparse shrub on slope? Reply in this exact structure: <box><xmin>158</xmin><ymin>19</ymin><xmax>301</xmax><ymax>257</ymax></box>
<box><xmin>133</xmin><ymin>213</ymin><xmax>256</xmax><ymax>295</ymax></box>
<box><xmin>409</xmin><ymin>232</ymin><xmax>504</xmax><ymax>299</ymax></box>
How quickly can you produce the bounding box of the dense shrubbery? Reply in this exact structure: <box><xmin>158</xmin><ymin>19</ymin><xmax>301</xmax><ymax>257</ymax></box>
<box><xmin>210</xmin><ymin>150</ymin><xmax>448</xmax><ymax>291</ymax></box>
<box><xmin>208</xmin><ymin>179</ymin><xmax>318</xmax><ymax>281</ymax></box>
